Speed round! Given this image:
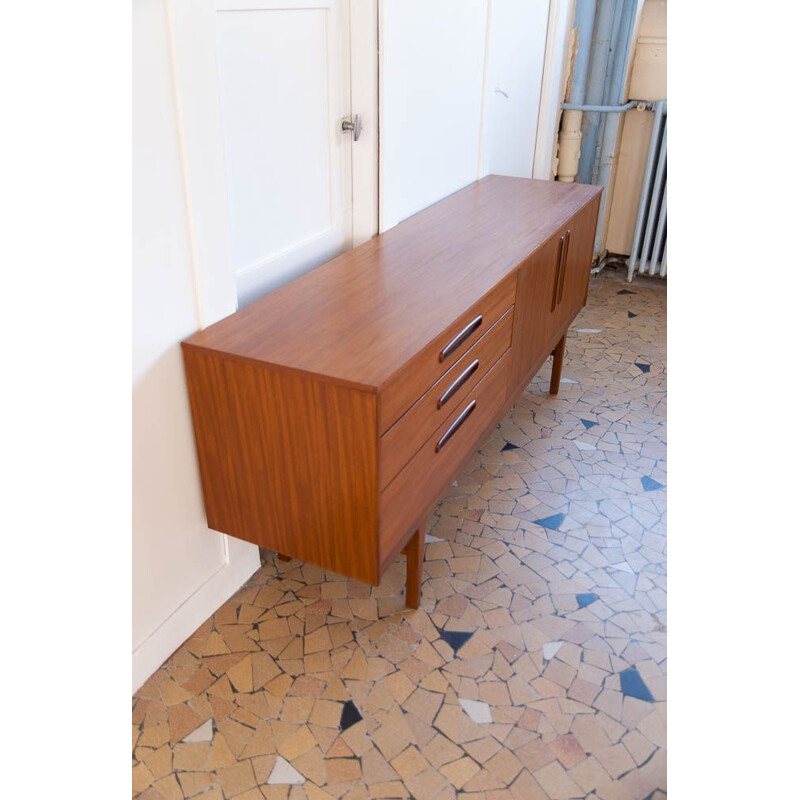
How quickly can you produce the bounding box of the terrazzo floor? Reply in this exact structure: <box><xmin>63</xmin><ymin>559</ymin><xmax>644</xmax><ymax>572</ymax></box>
<box><xmin>133</xmin><ymin>268</ymin><xmax>667</xmax><ymax>800</ymax></box>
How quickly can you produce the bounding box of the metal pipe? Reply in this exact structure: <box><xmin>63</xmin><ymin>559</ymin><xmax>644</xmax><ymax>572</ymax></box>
<box><xmin>626</xmin><ymin>100</ymin><xmax>666</xmax><ymax>281</ymax></box>
<box><xmin>593</xmin><ymin>0</ymin><xmax>639</xmax><ymax>253</ymax></box>
<box><xmin>576</xmin><ymin>0</ymin><xmax>616</xmax><ymax>185</ymax></box>
<box><xmin>571</xmin><ymin>0</ymin><xmax>597</xmax><ymax>106</ymax></box>
<box><xmin>608</xmin><ymin>2</ymin><xmax>639</xmax><ymax>110</ymax></box>
<box><xmin>561</xmin><ymin>100</ymin><xmax>649</xmax><ymax>112</ymax></box>
<box><xmin>590</xmin><ymin>0</ymin><xmax>625</xmax><ymax>187</ymax></box>
<box><xmin>556</xmin><ymin>0</ymin><xmax>597</xmax><ymax>183</ymax></box>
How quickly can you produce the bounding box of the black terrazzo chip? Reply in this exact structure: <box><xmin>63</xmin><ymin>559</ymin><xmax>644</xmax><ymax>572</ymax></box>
<box><xmin>437</xmin><ymin>628</ymin><xmax>474</xmax><ymax>654</ymax></box>
<box><xmin>339</xmin><ymin>700</ymin><xmax>362</xmax><ymax>731</ymax></box>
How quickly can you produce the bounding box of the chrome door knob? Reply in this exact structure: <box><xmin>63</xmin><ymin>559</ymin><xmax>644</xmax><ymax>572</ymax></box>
<box><xmin>341</xmin><ymin>114</ymin><xmax>361</xmax><ymax>142</ymax></box>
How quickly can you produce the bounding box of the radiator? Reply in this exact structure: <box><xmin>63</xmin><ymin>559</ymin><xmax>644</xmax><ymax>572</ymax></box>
<box><xmin>627</xmin><ymin>100</ymin><xmax>667</xmax><ymax>281</ymax></box>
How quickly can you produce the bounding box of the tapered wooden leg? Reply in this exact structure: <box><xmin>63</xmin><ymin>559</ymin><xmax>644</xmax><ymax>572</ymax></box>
<box><xmin>549</xmin><ymin>334</ymin><xmax>567</xmax><ymax>396</ymax></box>
<box><xmin>404</xmin><ymin>529</ymin><xmax>424</xmax><ymax>609</ymax></box>
<box><xmin>276</xmin><ymin>552</ymin><xmax>291</xmax><ymax>562</ymax></box>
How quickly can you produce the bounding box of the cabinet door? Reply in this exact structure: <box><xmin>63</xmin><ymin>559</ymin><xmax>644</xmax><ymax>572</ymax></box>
<box><xmin>556</xmin><ymin>198</ymin><xmax>600</xmax><ymax>324</ymax></box>
<box><xmin>509</xmin><ymin>232</ymin><xmax>563</xmax><ymax>393</ymax></box>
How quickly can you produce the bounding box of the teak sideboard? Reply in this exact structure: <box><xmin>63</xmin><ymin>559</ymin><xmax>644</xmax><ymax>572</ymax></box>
<box><xmin>182</xmin><ymin>176</ymin><xmax>601</xmax><ymax>608</ymax></box>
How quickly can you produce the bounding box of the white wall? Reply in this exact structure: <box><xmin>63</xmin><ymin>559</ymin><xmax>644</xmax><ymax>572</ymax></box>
<box><xmin>379</xmin><ymin>0</ymin><xmax>488</xmax><ymax>231</ymax></box>
<box><xmin>379</xmin><ymin>0</ymin><xmax>557</xmax><ymax>231</ymax></box>
<box><xmin>481</xmin><ymin>0</ymin><xmax>550</xmax><ymax>178</ymax></box>
<box><xmin>132</xmin><ymin>0</ymin><xmax>259</xmax><ymax>692</ymax></box>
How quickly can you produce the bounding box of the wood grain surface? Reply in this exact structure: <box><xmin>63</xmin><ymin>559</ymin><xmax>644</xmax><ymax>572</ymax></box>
<box><xmin>184</xmin><ymin>177</ymin><xmax>601</xmax><ymax>391</ymax></box>
<box><xmin>403</xmin><ymin>529</ymin><xmax>424</xmax><ymax>609</ymax></box>
<box><xmin>380</xmin><ymin>308</ymin><xmax>513</xmax><ymax>489</ymax></box>
<box><xmin>379</xmin><ymin>351</ymin><xmax>511</xmax><ymax>568</ymax></box>
<box><xmin>378</xmin><ymin>273</ymin><xmax>515</xmax><ymax>431</ymax></box>
<box><xmin>182</xmin><ymin>347</ymin><xmax>381</xmax><ymax>584</ymax></box>
<box><xmin>509</xmin><ymin>231</ymin><xmax>565</xmax><ymax>394</ymax></box>
<box><xmin>181</xmin><ymin>177</ymin><xmax>602</xmax><ymax>598</ymax></box>
<box><xmin>557</xmin><ymin>194</ymin><xmax>601</xmax><ymax>325</ymax></box>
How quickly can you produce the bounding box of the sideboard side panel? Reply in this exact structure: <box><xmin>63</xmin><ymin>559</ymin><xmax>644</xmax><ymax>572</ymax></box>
<box><xmin>182</xmin><ymin>346</ymin><xmax>381</xmax><ymax>584</ymax></box>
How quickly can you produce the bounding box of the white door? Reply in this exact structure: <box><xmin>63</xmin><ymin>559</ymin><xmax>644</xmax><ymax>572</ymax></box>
<box><xmin>215</xmin><ymin>0</ymin><xmax>353</xmax><ymax>305</ymax></box>
<box><xmin>377</xmin><ymin>0</ymin><xmax>552</xmax><ymax>233</ymax></box>
<box><xmin>481</xmin><ymin>0</ymin><xmax>550</xmax><ymax>179</ymax></box>
<box><xmin>170</xmin><ymin>0</ymin><xmax>375</xmax><ymax>313</ymax></box>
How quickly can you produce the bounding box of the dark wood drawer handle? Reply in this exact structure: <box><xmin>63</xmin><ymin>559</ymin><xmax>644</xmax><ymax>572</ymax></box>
<box><xmin>439</xmin><ymin>315</ymin><xmax>482</xmax><ymax>362</ymax></box>
<box><xmin>552</xmin><ymin>235</ymin><xmax>565</xmax><ymax>312</ymax></box>
<box><xmin>557</xmin><ymin>229</ymin><xmax>571</xmax><ymax>304</ymax></box>
<box><xmin>435</xmin><ymin>400</ymin><xmax>477</xmax><ymax>453</ymax></box>
<box><xmin>438</xmin><ymin>359</ymin><xmax>480</xmax><ymax>409</ymax></box>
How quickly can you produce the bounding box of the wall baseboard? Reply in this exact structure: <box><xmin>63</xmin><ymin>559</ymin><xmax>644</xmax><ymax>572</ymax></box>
<box><xmin>132</xmin><ymin>536</ymin><xmax>260</xmax><ymax>692</ymax></box>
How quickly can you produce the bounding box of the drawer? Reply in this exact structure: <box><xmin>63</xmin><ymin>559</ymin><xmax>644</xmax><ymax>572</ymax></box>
<box><xmin>379</xmin><ymin>272</ymin><xmax>517</xmax><ymax>432</ymax></box>
<box><xmin>379</xmin><ymin>349</ymin><xmax>511</xmax><ymax>566</ymax></box>
<box><xmin>380</xmin><ymin>308</ymin><xmax>513</xmax><ymax>489</ymax></box>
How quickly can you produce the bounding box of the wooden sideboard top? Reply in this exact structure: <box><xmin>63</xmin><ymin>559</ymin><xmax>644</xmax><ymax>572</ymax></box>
<box><xmin>183</xmin><ymin>175</ymin><xmax>602</xmax><ymax>391</ymax></box>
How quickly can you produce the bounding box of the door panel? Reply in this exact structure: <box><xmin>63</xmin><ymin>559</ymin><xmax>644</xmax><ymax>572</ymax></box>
<box><xmin>379</xmin><ymin>0</ymin><xmax>488</xmax><ymax>231</ymax></box>
<box><xmin>481</xmin><ymin>0</ymin><xmax>550</xmax><ymax>178</ymax></box>
<box><xmin>558</xmin><ymin>198</ymin><xmax>600</xmax><ymax>323</ymax></box>
<box><xmin>214</xmin><ymin>0</ymin><xmax>352</xmax><ymax>306</ymax></box>
<box><xmin>509</xmin><ymin>232</ymin><xmax>562</xmax><ymax>393</ymax></box>
<box><xmin>510</xmin><ymin>200</ymin><xmax>600</xmax><ymax>395</ymax></box>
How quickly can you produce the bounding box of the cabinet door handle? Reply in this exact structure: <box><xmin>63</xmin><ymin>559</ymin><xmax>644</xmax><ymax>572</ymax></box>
<box><xmin>435</xmin><ymin>400</ymin><xmax>477</xmax><ymax>452</ymax></box>
<box><xmin>438</xmin><ymin>359</ymin><xmax>480</xmax><ymax>409</ymax></box>
<box><xmin>552</xmin><ymin>235</ymin><xmax>565</xmax><ymax>312</ymax></box>
<box><xmin>557</xmin><ymin>229</ymin><xmax>571</xmax><ymax>304</ymax></box>
<box><xmin>439</xmin><ymin>316</ymin><xmax>482</xmax><ymax>362</ymax></box>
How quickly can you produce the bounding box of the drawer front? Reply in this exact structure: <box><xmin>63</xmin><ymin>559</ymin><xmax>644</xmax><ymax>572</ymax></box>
<box><xmin>380</xmin><ymin>308</ymin><xmax>513</xmax><ymax>489</ymax></box>
<box><xmin>379</xmin><ymin>350</ymin><xmax>511</xmax><ymax>565</ymax></box>
<box><xmin>379</xmin><ymin>272</ymin><xmax>516</xmax><ymax>432</ymax></box>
